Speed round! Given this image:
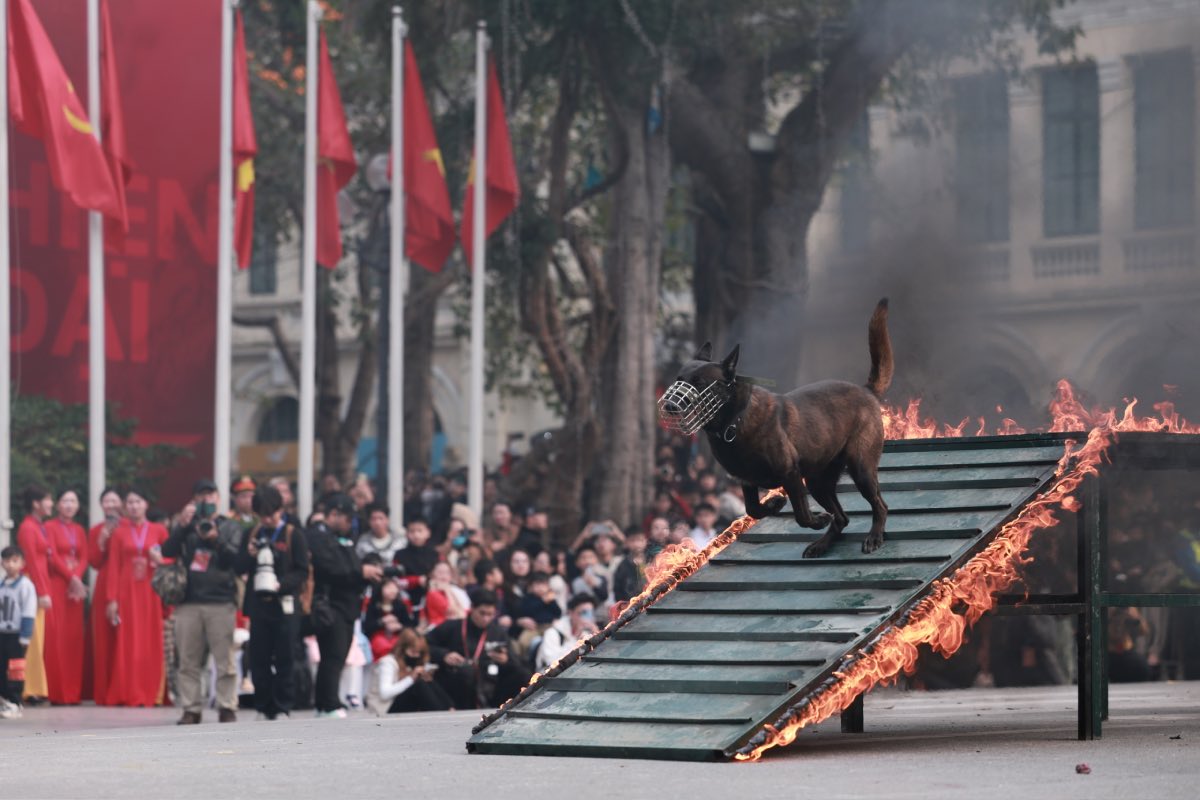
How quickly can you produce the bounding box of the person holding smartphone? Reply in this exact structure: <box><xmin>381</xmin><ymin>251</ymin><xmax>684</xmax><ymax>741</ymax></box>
<box><xmin>425</xmin><ymin>588</ymin><xmax>531</xmax><ymax>709</ymax></box>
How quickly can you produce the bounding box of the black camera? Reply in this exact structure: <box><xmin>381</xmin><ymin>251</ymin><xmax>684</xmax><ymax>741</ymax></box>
<box><xmin>382</xmin><ymin>564</ymin><xmax>405</xmax><ymax>579</ymax></box>
<box><xmin>197</xmin><ymin>519</ymin><xmax>215</xmax><ymax>535</ymax></box>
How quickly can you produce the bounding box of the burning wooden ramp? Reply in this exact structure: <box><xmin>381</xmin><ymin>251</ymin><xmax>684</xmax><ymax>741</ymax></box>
<box><xmin>468</xmin><ymin>435</ymin><xmax>1066</xmax><ymax>761</ymax></box>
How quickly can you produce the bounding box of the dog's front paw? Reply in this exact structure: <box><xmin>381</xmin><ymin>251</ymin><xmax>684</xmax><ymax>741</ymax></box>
<box><xmin>861</xmin><ymin>533</ymin><xmax>885</xmax><ymax>554</ymax></box>
<box><xmin>803</xmin><ymin>538</ymin><xmax>830</xmax><ymax>558</ymax></box>
<box><xmin>799</xmin><ymin>511</ymin><xmax>832</xmax><ymax>530</ymax></box>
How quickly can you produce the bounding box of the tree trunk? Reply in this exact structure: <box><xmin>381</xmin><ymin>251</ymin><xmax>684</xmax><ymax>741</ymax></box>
<box><xmin>594</xmin><ymin>101</ymin><xmax>670</xmax><ymax>526</ymax></box>
<box><xmin>315</xmin><ymin>268</ymin><xmax>378</xmax><ymax>487</ymax></box>
<box><xmin>403</xmin><ymin>265</ymin><xmax>454</xmax><ymax>476</ymax></box>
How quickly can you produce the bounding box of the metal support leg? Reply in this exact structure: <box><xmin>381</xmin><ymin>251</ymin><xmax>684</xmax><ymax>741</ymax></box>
<box><xmin>840</xmin><ymin>694</ymin><xmax>864</xmax><ymax>733</ymax></box>
<box><xmin>1084</xmin><ymin>475</ymin><xmax>1104</xmax><ymax>738</ymax></box>
<box><xmin>1077</xmin><ymin>476</ymin><xmax>1094</xmax><ymax>741</ymax></box>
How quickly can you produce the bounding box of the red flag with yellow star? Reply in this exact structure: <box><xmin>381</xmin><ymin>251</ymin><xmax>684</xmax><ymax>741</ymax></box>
<box><xmin>460</xmin><ymin>56</ymin><xmax>518</xmax><ymax>267</ymax></box>
<box><xmin>402</xmin><ymin>41</ymin><xmax>454</xmax><ymax>273</ymax></box>
<box><xmin>316</xmin><ymin>30</ymin><xmax>356</xmax><ymax>269</ymax></box>
<box><xmin>8</xmin><ymin>0</ymin><xmax>122</xmax><ymax>221</ymax></box>
<box><xmin>233</xmin><ymin>9</ymin><xmax>258</xmax><ymax>269</ymax></box>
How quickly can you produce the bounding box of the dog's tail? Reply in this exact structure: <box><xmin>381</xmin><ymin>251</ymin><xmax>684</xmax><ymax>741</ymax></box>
<box><xmin>866</xmin><ymin>297</ymin><xmax>893</xmax><ymax>398</ymax></box>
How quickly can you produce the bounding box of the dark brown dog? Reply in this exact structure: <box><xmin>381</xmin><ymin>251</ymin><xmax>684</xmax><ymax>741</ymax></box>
<box><xmin>661</xmin><ymin>298</ymin><xmax>893</xmax><ymax>557</ymax></box>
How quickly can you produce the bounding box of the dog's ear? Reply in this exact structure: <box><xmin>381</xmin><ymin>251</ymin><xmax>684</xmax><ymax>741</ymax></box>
<box><xmin>721</xmin><ymin>344</ymin><xmax>740</xmax><ymax>379</ymax></box>
<box><xmin>694</xmin><ymin>342</ymin><xmax>713</xmax><ymax>362</ymax></box>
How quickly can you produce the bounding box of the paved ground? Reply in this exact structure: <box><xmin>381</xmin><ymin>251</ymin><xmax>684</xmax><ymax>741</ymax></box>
<box><xmin>0</xmin><ymin>682</ymin><xmax>1196</xmax><ymax>799</ymax></box>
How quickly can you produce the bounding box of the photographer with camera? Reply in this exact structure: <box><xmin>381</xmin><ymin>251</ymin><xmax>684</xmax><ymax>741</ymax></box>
<box><xmin>307</xmin><ymin>493</ymin><xmax>383</xmax><ymax>718</ymax></box>
<box><xmin>162</xmin><ymin>479</ymin><xmax>244</xmax><ymax>724</ymax></box>
<box><xmin>426</xmin><ymin>588</ymin><xmax>531</xmax><ymax>709</ymax></box>
<box><xmin>234</xmin><ymin>486</ymin><xmax>310</xmax><ymax>720</ymax></box>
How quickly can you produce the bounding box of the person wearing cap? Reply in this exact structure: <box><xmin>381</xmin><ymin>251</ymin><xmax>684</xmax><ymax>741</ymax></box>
<box><xmin>234</xmin><ymin>486</ymin><xmax>310</xmax><ymax>720</ymax></box>
<box><xmin>307</xmin><ymin>493</ymin><xmax>383</xmax><ymax>718</ymax></box>
<box><xmin>228</xmin><ymin>476</ymin><xmax>258</xmax><ymax>537</ymax></box>
<box><xmin>162</xmin><ymin>479</ymin><xmax>245</xmax><ymax>724</ymax></box>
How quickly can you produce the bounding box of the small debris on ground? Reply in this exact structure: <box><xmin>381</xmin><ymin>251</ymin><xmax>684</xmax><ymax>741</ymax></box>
<box><xmin>1169</xmin><ymin>734</ymin><xmax>1182</xmax><ymax>740</ymax></box>
<box><xmin>1075</xmin><ymin>763</ymin><xmax>1091</xmax><ymax>775</ymax></box>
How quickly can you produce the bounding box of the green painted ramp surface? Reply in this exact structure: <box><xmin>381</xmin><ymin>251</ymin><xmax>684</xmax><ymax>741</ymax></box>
<box><xmin>468</xmin><ymin>436</ymin><xmax>1065</xmax><ymax>760</ymax></box>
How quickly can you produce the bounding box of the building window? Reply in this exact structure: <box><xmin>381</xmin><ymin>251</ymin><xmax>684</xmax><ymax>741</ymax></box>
<box><xmin>839</xmin><ymin>112</ymin><xmax>871</xmax><ymax>252</ymax></box>
<box><xmin>1133</xmin><ymin>49</ymin><xmax>1195</xmax><ymax>230</ymax></box>
<box><xmin>256</xmin><ymin>396</ymin><xmax>298</xmax><ymax>443</ymax></box>
<box><xmin>1042</xmin><ymin>64</ymin><xmax>1100</xmax><ymax>237</ymax></box>
<box><xmin>248</xmin><ymin>232</ymin><xmax>278</xmax><ymax>295</ymax></box>
<box><xmin>954</xmin><ymin>74</ymin><xmax>1010</xmax><ymax>243</ymax></box>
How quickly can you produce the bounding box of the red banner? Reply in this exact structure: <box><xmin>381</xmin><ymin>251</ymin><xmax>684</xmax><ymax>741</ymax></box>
<box><xmin>10</xmin><ymin>0</ymin><xmax>219</xmax><ymax>507</ymax></box>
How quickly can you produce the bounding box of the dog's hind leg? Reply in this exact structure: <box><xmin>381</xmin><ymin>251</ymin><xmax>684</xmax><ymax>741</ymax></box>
<box><xmin>743</xmin><ymin>484</ymin><xmax>787</xmax><ymax>519</ymax></box>
<box><xmin>846</xmin><ymin>458</ymin><xmax>888</xmax><ymax>554</ymax></box>
<box><xmin>802</xmin><ymin>464</ymin><xmax>849</xmax><ymax>558</ymax></box>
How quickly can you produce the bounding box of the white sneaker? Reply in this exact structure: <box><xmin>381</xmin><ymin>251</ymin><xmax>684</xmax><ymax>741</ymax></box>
<box><xmin>315</xmin><ymin>708</ymin><xmax>347</xmax><ymax>719</ymax></box>
<box><xmin>0</xmin><ymin>700</ymin><xmax>23</xmax><ymax>719</ymax></box>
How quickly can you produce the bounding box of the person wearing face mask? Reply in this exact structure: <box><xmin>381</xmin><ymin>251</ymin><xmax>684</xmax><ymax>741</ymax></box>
<box><xmin>162</xmin><ymin>479</ymin><xmax>245</xmax><ymax>724</ymax></box>
<box><xmin>365</xmin><ymin>627</ymin><xmax>452</xmax><ymax>715</ymax></box>
<box><xmin>426</xmin><ymin>588</ymin><xmax>531</xmax><ymax>709</ymax></box>
<box><xmin>535</xmin><ymin>593</ymin><xmax>599</xmax><ymax>671</ymax></box>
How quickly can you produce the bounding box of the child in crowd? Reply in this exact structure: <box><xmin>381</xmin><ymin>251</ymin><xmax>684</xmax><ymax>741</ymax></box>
<box><xmin>0</xmin><ymin>547</ymin><xmax>37</xmax><ymax>719</ymax></box>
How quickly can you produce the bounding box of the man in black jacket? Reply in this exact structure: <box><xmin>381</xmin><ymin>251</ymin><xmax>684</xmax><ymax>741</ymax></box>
<box><xmin>426</xmin><ymin>588</ymin><xmax>531</xmax><ymax>709</ymax></box>
<box><xmin>307</xmin><ymin>493</ymin><xmax>382</xmax><ymax>717</ymax></box>
<box><xmin>234</xmin><ymin>486</ymin><xmax>310</xmax><ymax>720</ymax></box>
<box><xmin>163</xmin><ymin>479</ymin><xmax>245</xmax><ymax>724</ymax></box>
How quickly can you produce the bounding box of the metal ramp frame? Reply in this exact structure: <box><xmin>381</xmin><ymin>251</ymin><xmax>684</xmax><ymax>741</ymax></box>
<box><xmin>468</xmin><ymin>435</ymin><xmax>1071</xmax><ymax>761</ymax></box>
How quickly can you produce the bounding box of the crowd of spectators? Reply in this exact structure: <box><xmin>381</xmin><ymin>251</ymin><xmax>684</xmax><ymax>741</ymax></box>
<box><xmin>2</xmin><ymin>429</ymin><xmax>1197</xmax><ymax>722</ymax></box>
<box><xmin>0</xmin><ymin>429</ymin><xmax>750</xmax><ymax>721</ymax></box>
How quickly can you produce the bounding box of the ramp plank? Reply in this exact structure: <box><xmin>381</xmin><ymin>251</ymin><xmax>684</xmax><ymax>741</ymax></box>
<box><xmin>584</xmin><ymin>639</ymin><xmax>848</xmax><ymax>665</ymax></box>
<box><xmin>617</xmin><ymin>612</ymin><xmax>886</xmax><ymax>641</ymax></box>
<box><xmin>657</xmin><ymin>588</ymin><xmax>907</xmax><ymax>614</ymax></box>
<box><xmin>544</xmin><ymin>661</ymin><xmax>819</xmax><ymax>694</ymax></box>
<box><xmin>746</xmin><ymin>510</ymin><xmax>995</xmax><ymax>538</ymax></box>
<box><xmin>684</xmin><ymin>562</ymin><xmax>934</xmax><ymax>590</ymax></box>
<box><xmin>879</xmin><ymin>445</ymin><xmax>1064</xmax><ymax>469</ymax></box>
<box><xmin>468</xmin><ymin>717</ymin><xmax>744</xmax><ymax>760</ymax></box>
<box><xmin>511</xmin><ymin>690</ymin><xmax>783</xmax><ymax>725</ymax></box>
<box><xmin>711</xmin><ymin>538</ymin><xmax>965</xmax><ymax>563</ymax></box>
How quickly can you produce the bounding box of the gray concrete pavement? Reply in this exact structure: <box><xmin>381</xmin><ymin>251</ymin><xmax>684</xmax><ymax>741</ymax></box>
<box><xmin>0</xmin><ymin>682</ymin><xmax>1196</xmax><ymax>799</ymax></box>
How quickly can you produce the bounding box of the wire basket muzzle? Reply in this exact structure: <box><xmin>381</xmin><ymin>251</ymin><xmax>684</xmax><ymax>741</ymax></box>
<box><xmin>658</xmin><ymin>380</ymin><xmax>730</xmax><ymax>435</ymax></box>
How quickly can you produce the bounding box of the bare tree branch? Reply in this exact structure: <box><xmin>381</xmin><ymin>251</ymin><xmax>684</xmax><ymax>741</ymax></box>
<box><xmin>232</xmin><ymin>313</ymin><xmax>301</xmax><ymax>389</ymax></box>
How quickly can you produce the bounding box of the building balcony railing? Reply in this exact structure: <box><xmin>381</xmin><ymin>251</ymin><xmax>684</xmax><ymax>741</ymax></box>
<box><xmin>1031</xmin><ymin>239</ymin><xmax>1101</xmax><ymax>278</ymax></box>
<box><xmin>1123</xmin><ymin>229</ymin><xmax>1195</xmax><ymax>273</ymax></box>
<box><xmin>969</xmin><ymin>245</ymin><xmax>1011</xmax><ymax>281</ymax></box>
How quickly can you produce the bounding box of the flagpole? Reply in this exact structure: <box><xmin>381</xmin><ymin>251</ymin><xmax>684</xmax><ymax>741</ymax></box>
<box><xmin>467</xmin><ymin>21</ymin><xmax>488</xmax><ymax>522</ymax></box>
<box><xmin>298</xmin><ymin>0</ymin><xmax>321</xmax><ymax>520</ymax></box>
<box><xmin>86</xmin><ymin>0</ymin><xmax>104</xmax><ymax>525</ymax></box>
<box><xmin>214</xmin><ymin>0</ymin><xmax>235</xmax><ymax>497</ymax></box>
<box><xmin>0</xmin><ymin>0</ymin><xmax>10</xmax><ymax>537</ymax></box>
<box><xmin>389</xmin><ymin>7</ymin><xmax>406</xmax><ymax>525</ymax></box>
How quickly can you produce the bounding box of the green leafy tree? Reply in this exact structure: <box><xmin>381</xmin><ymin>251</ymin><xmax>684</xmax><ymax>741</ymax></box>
<box><xmin>9</xmin><ymin>395</ymin><xmax>189</xmax><ymax>523</ymax></box>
